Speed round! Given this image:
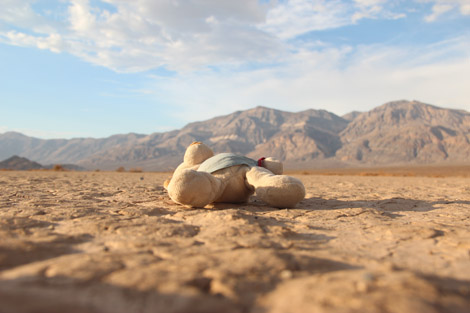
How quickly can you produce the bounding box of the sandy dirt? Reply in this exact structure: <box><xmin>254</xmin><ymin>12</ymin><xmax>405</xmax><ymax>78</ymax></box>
<box><xmin>0</xmin><ymin>170</ymin><xmax>469</xmax><ymax>313</ymax></box>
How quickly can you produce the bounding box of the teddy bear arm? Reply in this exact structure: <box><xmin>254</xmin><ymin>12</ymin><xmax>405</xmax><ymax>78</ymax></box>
<box><xmin>163</xmin><ymin>162</ymin><xmax>200</xmax><ymax>190</ymax></box>
<box><xmin>246</xmin><ymin>167</ymin><xmax>305</xmax><ymax>208</ymax></box>
<box><xmin>167</xmin><ymin>169</ymin><xmax>225</xmax><ymax>208</ymax></box>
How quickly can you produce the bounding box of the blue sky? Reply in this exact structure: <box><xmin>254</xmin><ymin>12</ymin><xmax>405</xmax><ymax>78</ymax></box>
<box><xmin>1</xmin><ymin>0</ymin><xmax>469</xmax><ymax>139</ymax></box>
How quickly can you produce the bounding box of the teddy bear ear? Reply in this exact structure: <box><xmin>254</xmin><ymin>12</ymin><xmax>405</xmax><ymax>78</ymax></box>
<box><xmin>263</xmin><ymin>157</ymin><xmax>283</xmax><ymax>175</ymax></box>
<box><xmin>184</xmin><ymin>142</ymin><xmax>214</xmax><ymax>165</ymax></box>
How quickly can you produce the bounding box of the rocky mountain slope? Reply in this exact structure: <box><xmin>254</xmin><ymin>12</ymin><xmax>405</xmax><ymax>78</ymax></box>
<box><xmin>1</xmin><ymin>100</ymin><xmax>469</xmax><ymax>170</ymax></box>
<box><xmin>336</xmin><ymin>101</ymin><xmax>470</xmax><ymax>165</ymax></box>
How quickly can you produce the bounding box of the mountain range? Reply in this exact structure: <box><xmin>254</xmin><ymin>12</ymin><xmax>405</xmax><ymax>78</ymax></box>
<box><xmin>1</xmin><ymin>100</ymin><xmax>469</xmax><ymax>171</ymax></box>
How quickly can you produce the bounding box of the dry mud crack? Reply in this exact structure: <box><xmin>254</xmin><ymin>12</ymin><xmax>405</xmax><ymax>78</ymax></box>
<box><xmin>0</xmin><ymin>171</ymin><xmax>469</xmax><ymax>313</ymax></box>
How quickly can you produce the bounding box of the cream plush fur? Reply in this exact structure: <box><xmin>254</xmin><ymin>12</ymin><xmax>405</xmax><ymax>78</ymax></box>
<box><xmin>164</xmin><ymin>142</ymin><xmax>306</xmax><ymax>208</ymax></box>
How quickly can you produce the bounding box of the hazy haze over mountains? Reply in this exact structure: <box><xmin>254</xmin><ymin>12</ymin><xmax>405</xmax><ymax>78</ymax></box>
<box><xmin>1</xmin><ymin>100</ymin><xmax>469</xmax><ymax>171</ymax></box>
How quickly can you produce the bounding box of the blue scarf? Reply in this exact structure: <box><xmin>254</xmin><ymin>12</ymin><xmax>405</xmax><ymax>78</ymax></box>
<box><xmin>198</xmin><ymin>153</ymin><xmax>258</xmax><ymax>173</ymax></box>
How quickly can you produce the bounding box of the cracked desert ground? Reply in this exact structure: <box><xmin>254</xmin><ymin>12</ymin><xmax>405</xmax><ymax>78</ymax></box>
<box><xmin>1</xmin><ymin>169</ymin><xmax>469</xmax><ymax>313</ymax></box>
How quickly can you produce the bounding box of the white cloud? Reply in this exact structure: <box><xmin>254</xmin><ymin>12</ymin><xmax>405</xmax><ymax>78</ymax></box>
<box><xmin>461</xmin><ymin>3</ymin><xmax>470</xmax><ymax>15</ymax></box>
<box><xmin>4</xmin><ymin>31</ymin><xmax>65</xmax><ymax>52</ymax></box>
<box><xmin>0</xmin><ymin>0</ymin><xmax>65</xmax><ymax>36</ymax></box>
<box><xmin>261</xmin><ymin>0</ymin><xmax>352</xmax><ymax>38</ymax></box>
<box><xmin>68</xmin><ymin>0</ymin><xmax>96</xmax><ymax>33</ymax></box>
<box><xmin>421</xmin><ymin>0</ymin><xmax>470</xmax><ymax>21</ymax></box>
<box><xmin>425</xmin><ymin>3</ymin><xmax>453</xmax><ymax>21</ymax></box>
<box><xmin>0</xmin><ymin>0</ymin><xmax>415</xmax><ymax>72</ymax></box>
<box><xmin>0</xmin><ymin>0</ymin><xmax>279</xmax><ymax>72</ymax></box>
<box><xmin>0</xmin><ymin>0</ymin><xmax>43</xmax><ymax>30</ymax></box>
<box><xmin>351</xmin><ymin>0</ymin><xmax>386</xmax><ymax>22</ymax></box>
<box><xmin>82</xmin><ymin>0</ymin><xmax>280</xmax><ymax>71</ymax></box>
<box><xmin>0</xmin><ymin>0</ymin><xmax>469</xmax><ymax>72</ymax></box>
<box><xmin>260</xmin><ymin>0</ymin><xmax>404</xmax><ymax>38</ymax></box>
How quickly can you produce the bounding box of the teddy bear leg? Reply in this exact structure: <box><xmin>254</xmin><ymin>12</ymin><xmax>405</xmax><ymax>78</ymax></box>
<box><xmin>246</xmin><ymin>167</ymin><xmax>305</xmax><ymax>208</ymax></box>
<box><xmin>167</xmin><ymin>169</ymin><xmax>225</xmax><ymax>208</ymax></box>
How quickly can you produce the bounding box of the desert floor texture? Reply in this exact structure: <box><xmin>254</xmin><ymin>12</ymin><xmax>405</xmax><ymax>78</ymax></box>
<box><xmin>0</xmin><ymin>170</ymin><xmax>469</xmax><ymax>313</ymax></box>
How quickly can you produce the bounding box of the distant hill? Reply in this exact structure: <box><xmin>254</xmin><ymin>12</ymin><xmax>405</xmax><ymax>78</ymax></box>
<box><xmin>0</xmin><ymin>100</ymin><xmax>469</xmax><ymax>170</ymax></box>
<box><xmin>0</xmin><ymin>155</ymin><xmax>86</xmax><ymax>171</ymax></box>
<box><xmin>0</xmin><ymin>156</ymin><xmax>43</xmax><ymax>170</ymax></box>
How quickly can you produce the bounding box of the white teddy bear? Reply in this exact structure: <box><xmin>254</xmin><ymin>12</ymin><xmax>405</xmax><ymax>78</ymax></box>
<box><xmin>164</xmin><ymin>142</ymin><xmax>305</xmax><ymax>208</ymax></box>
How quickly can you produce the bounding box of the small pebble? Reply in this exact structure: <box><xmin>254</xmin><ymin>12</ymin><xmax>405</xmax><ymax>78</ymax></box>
<box><xmin>280</xmin><ymin>270</ymin><xmax>293</xmax><ymax>279</ymax></box>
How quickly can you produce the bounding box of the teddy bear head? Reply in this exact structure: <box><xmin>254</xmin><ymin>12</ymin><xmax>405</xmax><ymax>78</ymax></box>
<box><xmin>183</xmin><ymin>142</ymin><xmax>214</xmax><ymax>165</ymax></box>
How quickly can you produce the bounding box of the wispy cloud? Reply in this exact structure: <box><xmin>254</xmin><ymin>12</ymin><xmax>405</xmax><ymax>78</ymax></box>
<box><xmin>261</xmin><ymin>0</ymin><xmax>353</xmax><ymax>38</ymax></box>
<box><xmin>151</xmin><ymin>35</ymin><xmax>470</xmax><ymax>121</ymax></box>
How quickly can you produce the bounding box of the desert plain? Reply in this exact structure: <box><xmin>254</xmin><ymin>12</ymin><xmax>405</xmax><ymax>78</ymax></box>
<box><xmin>0</xmin><ymin>168</ymin><xmax>469</xmax><ymax>313</ymax></box>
